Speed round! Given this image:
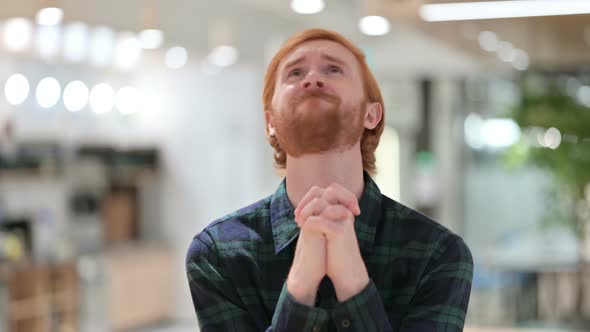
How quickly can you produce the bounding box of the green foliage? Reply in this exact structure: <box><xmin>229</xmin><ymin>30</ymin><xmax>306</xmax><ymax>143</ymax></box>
<box><xmin>508</xmin><ymin>76</ymin><xmax>590</xmax><ymax>201</ymax></box>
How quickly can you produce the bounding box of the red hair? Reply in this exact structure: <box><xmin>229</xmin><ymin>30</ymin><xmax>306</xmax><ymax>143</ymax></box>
<box><xmin>262</xmin><ymin>28</ymin><xmax>385</xmax><ymax>176</ymax></box>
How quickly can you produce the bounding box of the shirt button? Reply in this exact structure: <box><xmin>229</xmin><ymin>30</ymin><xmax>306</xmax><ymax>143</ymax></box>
<box><xmin>341</xmin><ymin>319</ymin><xmax>351</xmax><ymax>328</ymax></box>
<box><xmin>312</xmin><ymin>325</ymin><xmax>321</xmax><ymax>332</ymax></box>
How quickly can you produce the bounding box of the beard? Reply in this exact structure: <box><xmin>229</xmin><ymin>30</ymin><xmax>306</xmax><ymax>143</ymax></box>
<box><xmin>272</xmin><ymin>90</ymin><xmax>366</xmax><ymax>157</ymax></box>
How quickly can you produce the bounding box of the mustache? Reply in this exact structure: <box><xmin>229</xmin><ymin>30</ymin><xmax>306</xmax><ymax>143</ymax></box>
<box><xmin>289</xmin><ymin>90</ymin><xmax>340</xmax><ymax>108</ymax></box>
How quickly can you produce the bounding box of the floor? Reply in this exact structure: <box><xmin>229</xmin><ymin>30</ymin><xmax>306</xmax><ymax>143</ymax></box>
<box><xmin>135</xmin><ymin>321</ymin><xmax>581</xmax><ymax>332</ymax></box>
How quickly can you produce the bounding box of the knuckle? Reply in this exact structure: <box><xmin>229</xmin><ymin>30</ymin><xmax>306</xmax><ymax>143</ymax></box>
<box><xmin>326</xmin><ymin>205</ymin><xmax>340</xmax><ymax>213</ymax></box>
<box><xmin>320</xmin><ymin>205</ymin><xmax>334</xmax><ymax>218</ymax></box>
<box><xmin>302</xmin><ymin>198</ymin><xmax>317</xmax><ymax>213</ymax></box>
<box><xmin>322</xmin><ymin>205</ymin><xmax>341</xmax><ymax>217</ymax></box>
<box><xmin>306</xmin><ymin>216</ymin><xmax>319</xmax><ymax>224</ymax></box>
<box><xmin>309</xmin><ymin>198</ymin><xmax>321</xmax><ymax>211</ymax></box>
<box><xmin>323</xmin><ymin>187</ymin><xmax>336</xmax><ymax>198</ymax></box>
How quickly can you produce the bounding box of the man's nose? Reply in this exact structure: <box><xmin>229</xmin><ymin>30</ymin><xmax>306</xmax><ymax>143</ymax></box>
<box><xmin>302</xmin><ymin>72</ymin><xmax>324</xmax><ymax>89</ymax></box>
<box><xmin>303</xmin><ymin>80</ymin><xmax>324</xmax><ymax>88</ymax></box>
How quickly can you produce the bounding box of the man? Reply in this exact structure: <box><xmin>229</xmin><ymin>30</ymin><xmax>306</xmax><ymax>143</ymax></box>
<box><xmin>186</xmin><ymin>28</ymin><xmax>473</xmax><ymax>331</ymax></box>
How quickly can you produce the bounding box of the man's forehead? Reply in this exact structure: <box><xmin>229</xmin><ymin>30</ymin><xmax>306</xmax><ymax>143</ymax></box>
<box><xmin>279</xmin><ymin>39</ymin><xmax>357</xmax><ymax>68</ymax></box>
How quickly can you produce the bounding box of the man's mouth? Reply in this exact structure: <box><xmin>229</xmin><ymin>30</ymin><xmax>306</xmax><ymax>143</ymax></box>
<box><xmin>295</xmin><ymin>91</ymin><xmax>339</xmax><ymax>106</ymax></box>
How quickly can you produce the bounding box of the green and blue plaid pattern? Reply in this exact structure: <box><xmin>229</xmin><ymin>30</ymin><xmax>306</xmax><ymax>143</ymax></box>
<box><xmin>186</xmin><ymin>171</ymin><xmax>473</xmax><ymax>331</ymax></box>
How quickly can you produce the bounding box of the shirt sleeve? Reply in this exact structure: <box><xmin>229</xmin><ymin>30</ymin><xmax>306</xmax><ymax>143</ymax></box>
<box><xmin>330</xmin><ymin>279</ymin><xmax>393</xmax><ymax>332</ymax></box>
<box><xmin>271</xmin><ymin>283</ymin><xmax>330</xmax><ymax>331</ymax></box>
<box><xmin>398</xmin><ymin>235</ymin><xmax>474</xmax><ymax>331</ymax></box>
<box><xmin>329</xmin><ymin>234</ymin><xmax>473</xmax><ymax>332</ymax></box>
<box><xmin>186</xmin><ymin>230</ymin><xmax>330</xmax><ymax>332</ymax></box>
<box><xmin>186</xmin><ymin>231</ymin><xmax>259</xmax><ymax>331</ymax></box>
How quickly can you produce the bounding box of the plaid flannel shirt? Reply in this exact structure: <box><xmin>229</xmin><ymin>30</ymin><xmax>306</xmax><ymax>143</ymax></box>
<box><xmin>186</xmin><ymin>171</ymin><xmax>473</xmax><ymax>331</ymax></box>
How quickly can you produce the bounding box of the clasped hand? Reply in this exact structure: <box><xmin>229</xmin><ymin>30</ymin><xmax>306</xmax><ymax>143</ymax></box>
<box><xmin>287</xmin><ymin>183</ymin><xmax>369</xmax><ymax>305</ymax></box>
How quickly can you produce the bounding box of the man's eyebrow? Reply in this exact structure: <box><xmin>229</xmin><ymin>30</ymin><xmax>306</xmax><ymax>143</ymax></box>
<box><xmin>321</xmin><ymin>54</ymin><xmax>348</xmax><ymax>68</ymax></box>
<box><xmin>281</xmin><ymin>53</ymin><xmax>349</xmax><ymax>72</ymax></box>
<box><xmin>282</xmin><ymin>56</ymin><xmax>306</xmax><ymax>71</ymax></box>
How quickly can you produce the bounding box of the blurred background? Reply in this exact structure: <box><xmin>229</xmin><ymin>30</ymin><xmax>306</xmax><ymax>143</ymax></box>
<box><xmin>0</xmin><ymin>0</ymin><xmax>589</xmax><ymax>331</ymax></box>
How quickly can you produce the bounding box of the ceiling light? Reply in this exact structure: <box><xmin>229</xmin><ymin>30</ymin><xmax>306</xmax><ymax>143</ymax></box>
<box><xmin>36</xmin><ymin>7</ymin><xmax>64</xmax><ymax>26</ymax></box>
<box><xmin>35</xmin><ymin>24</ymin><xmax>61</xmax><ymax>59</ymax></box>
<box><xmin>512</xmin><ymin>49</ymin><xmax>529</xmax><ymax>71</ymax></box>
<box><xmin>420</xmin><ymin>0</ymin><xmax>590</xmax><ymax>22</ymax></box>
<box><xmin>482</xmin><ymin>118</ymin><xmax>521</xmax><ymax>149</ymax></box>
<box><xmin>89</xmin><ymin>83</ymin><xmax>115</xmax><ymax>114</ymax></box>
<box><xmin>165</xmin><ymin>46</ymin><xmax>188</xmax><ymax>69</ymax></box>
<box><xmin>115</xmin><ymin>32</ymin><xmax>142</xmax><ymax>71</ymax></box>
<box><xmin>359</xmin><ymin>16</ymin><xmax>391</xmax><ymax>36</ymax></box>
<box><xmin>3</xmin><ymin>18</ymin><xmax>33</xmax><ymax>51</ymax></box>
<box><xmin>478</xmin><ymin>31</ymin><xmax>498</xmax><ymax>52</ymax></box>
<box><xmin>63</xmin><ymin>80</ymin><xmax>89</xmax><ymax>112</ymax></box>
<box><xmin>543</xmin><ymin>127</ymin><xmax>561</xmax><ymax>149</ymax></box>
<box><xmin>4</xmin><ymin>74</ymin><xmax>30</xmax><ymax>105</ymax></box>
<box><xmin>208</xmin><ymin>45</ymin><xmax>238</xmax><ymax>67</ymax></box>
<box><xmin>63</xmin><ymin>22</ymin><xmax>89</xmax><ymax>62</ymax></box>
<box><xmin>497</xmin><ymin>41</ymin><xmax>515</xmax><ymax>62</ymax></box>
<box><xmin>36</xmin><ymin>77</ymin><xmax>61</xmax><ymax>108</ymax></box>
<box><xmin>464</xmin><ymin>113</ymin><xmax>485</xmax><ymax>149</ymax></box>
<box><xmin>89</xmin><ymin>26</ymin><xmax>115</xmax><ymax>67</ymax></box>
<box><xmin>290</xmin><ymin>0</ymin><xmax>325</xmax><ymax>14</ymax></box>
<box><xmin>465</xmin><ymin>114</ymin><xmax>521</xmax><ymax>149</ymax></box>
<box><xmin>139</xmin><ymin>29</ymin><xmax>164</xmax><ymax>49</ymax></box>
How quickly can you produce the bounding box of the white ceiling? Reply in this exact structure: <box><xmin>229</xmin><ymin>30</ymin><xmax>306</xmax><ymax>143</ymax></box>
<box><xmin>0</xmin><ymin>0</ymin><xmax>492</xmax><ymax>78</ymax></box>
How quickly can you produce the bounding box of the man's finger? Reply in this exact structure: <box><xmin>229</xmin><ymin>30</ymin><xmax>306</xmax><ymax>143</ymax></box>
<box><xmin>304</xmin><ymin>215</ymin><xmax>342</xmax><ymax>238</ymax></box>
<box><xmin>294</xmin><ymin>186</ymin><xmax>324</xmax><ymax>217</ymax></box>
<box><xmin>320</xmin><ymin>204</ymin><xmax>353</xmax><ymax>222</ymax></box>
<box><xmin>322</xmin><ymin>183</ymin><xmax>360</xmax><ymax>215</ymax></box>
<box><xmin>296</xmin><ymin>197</ymin><xmax>329</xmax><ymax>226</ymax></box>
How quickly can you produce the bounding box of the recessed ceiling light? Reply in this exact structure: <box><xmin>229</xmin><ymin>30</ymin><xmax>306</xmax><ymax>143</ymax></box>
<box><xmin>36</xmin><ymin>7</ymin><xmax>64</xmax><ymax>26</ymax></box>
<box><xmin>290</xmin><ymin>0</ymin><xmax>325</xmax><ymax>14</ymax></box>
<box><xmin>165</xmin><ymin>46</ymin><xmax>188</xmax><ymax>69</ymax></box>
<box><xmin>359</xmin><ymin>16</ymin><xmax>391</xmax><ymax>36</ymax></box>
<box><xmin>4</xmin><ymin>73</ymin><xmax>30</xmax><ymax>105</ymax></box>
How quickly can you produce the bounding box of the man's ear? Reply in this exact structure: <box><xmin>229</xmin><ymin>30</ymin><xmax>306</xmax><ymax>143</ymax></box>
<box><xmin>265</xmin><ymin>110</ymin><xmax>276</xmax><ymax>136</ymax></box>
<box><xmin>364</xmin><ymin>102</ymin><xmax>383</xmax><ymax>130</ymax></box>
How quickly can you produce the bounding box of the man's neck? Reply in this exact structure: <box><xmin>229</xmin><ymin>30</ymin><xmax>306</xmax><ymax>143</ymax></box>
<box><xmin>285</xmin><ymin>142</ymin><xmax>365</xmax><ymax>209</ymax></box>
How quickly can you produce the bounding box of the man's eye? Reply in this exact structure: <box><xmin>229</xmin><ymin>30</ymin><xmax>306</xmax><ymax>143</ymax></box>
<box><xmin>327</xmin><ymin>66</ymin><xmax>342</xmax><ymax>74</ymax></box>
<box><xmin>288</xmin><ymin>69</ymin><xmax>302</xmax><ymax>77</ymax></box>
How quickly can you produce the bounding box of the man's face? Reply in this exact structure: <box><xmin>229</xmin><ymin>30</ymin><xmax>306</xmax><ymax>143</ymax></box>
<box><xmin>268</xmin><ymin>39</ymin><xmax>367</xmax><ymax>157</ymax></box>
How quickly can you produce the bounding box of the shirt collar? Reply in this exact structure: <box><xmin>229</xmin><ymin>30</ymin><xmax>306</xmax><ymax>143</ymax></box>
<box><xmin>270</xmin><ymin>170</ymin><xmax>383</xmax><ymax>255</ymax></box>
